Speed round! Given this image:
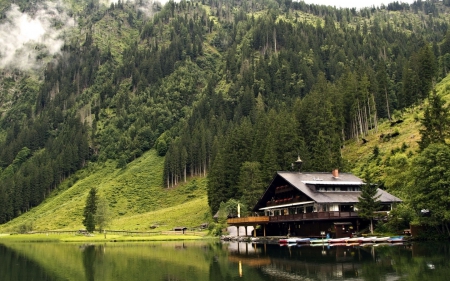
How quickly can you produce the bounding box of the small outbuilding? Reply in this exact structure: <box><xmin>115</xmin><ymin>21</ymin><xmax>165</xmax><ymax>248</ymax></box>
<box><xmin>173</xmin><ymin>226</ymin><xmax>188</xmax><ymax>233</ymax></box>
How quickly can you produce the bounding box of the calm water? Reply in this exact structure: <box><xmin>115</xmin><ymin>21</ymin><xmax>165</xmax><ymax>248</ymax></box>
<box><xmin>1</xmin><ymin>240</ymin><xmax>450</xmax><ymax>281</ymax></box>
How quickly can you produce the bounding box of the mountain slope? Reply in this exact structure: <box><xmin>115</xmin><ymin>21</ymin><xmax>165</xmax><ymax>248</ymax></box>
<box><xmin>0</xmin><ymin>150</ymin><xmax>208</xmax><ymax>232</ymax></box>
<box><xmin>2</xmin><ymin>0</ymin><xmax>450</xmax><ymax>230</ymax></box>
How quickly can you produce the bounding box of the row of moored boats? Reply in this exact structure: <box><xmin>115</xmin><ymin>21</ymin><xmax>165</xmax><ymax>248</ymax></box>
<box><xmin>279</xmin><ymin>236</ymin><xmax>405</xmax><ymax>245</ymax></box>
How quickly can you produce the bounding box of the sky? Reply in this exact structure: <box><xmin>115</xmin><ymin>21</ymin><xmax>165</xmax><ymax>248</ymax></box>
<box><xmin>303</xmin><ymin>0</ymin><xmax>416</xmax><ymax>10</ymax></box>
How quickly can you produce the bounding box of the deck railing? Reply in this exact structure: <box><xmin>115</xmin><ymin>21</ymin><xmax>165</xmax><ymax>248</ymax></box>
<box><xmin>227</xmin><ymin>211</ymin><xmax>358</xmax><ymax>225</ymax></box>
<box><xmin>269</xmin><ymin>211</ymin><xmax>358</xmax><ymax>222</ymax></box>
<box><xmin>227</xmin><ymin>216</ymin><xmax>270</xmax><ymax>224</ymax></box>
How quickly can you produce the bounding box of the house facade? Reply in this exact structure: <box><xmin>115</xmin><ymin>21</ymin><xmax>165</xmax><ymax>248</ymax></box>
<box><xmin>228</xmin><ymin>169</ymin><xmax>402</xmax><ymax>238</ymax></box>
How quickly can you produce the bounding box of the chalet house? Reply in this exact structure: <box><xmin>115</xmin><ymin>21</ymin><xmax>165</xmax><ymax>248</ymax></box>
<box><xmin>228</xmin><ymin>169</ymin><xmax>402</xmax><ymax>238</ymax></box>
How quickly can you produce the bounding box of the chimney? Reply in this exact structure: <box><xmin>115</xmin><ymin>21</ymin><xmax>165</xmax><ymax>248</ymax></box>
<box><xmin>332</xmin><ymin>169</ymin><xmax>339</xmax><ymax>178</ymax></box>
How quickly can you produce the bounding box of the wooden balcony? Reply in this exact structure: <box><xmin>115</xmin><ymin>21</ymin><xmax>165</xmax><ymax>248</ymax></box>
<box><xmin>227</xmin><ymin>212</ymin><xmax>358</xmax><ymax>225</ymax></box>
<box><xmin>269</xmin><ymin>211</ymin><xmax>359</xmax><ymax>222</ymax></box>
<box><xmin>227</xmin><ymin>216</ymin><xmax>270</xmax><ymax>225</ymax></box>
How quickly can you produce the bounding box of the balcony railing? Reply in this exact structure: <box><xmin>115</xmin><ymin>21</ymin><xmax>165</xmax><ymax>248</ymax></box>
<box><xmin>269</xmin><ymin>211</ymin><xmax>358</xmax><ymax>222</ymax></box>
<box><xmin>227</xmin><ymin>216</ymin><xmax>270</xmax><ymax>225</ymax></box>
<box><xmin>227</xmin><ymin>212</ymin><xmax>358</xmax><ymax>225</ymax></box>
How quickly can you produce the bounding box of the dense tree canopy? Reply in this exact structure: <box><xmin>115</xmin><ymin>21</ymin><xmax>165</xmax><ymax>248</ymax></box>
<box><xmin>1</xmin><ymin>0</ymin><xmax>450</xmax><ymax>222</ymax></box>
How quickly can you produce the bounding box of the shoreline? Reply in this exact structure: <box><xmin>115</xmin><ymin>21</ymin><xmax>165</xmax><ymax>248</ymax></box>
<box><xmin>0</xmin><ymin>233</ymin><xmax>216</xmax><ymax>243</ymax></box>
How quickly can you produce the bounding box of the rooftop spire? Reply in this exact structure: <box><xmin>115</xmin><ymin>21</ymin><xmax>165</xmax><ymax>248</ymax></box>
<box><xmin>294</xmin><ymin>156</ymin><xmax>303</xmax><ymax>172</ymax></box>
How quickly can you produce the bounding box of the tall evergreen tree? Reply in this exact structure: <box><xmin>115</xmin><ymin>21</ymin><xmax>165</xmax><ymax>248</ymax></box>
<box><xmin>356</xmin><ymin>183</ymin><xmax>381</xmax><ymax>234</ymax></box>
<box><xmin>83</xmin><ymin>188</ymin><xmax>98</xmax><ymax>232</ymax></box>
<box><xmin>409</xmin><ymin>143</ymin><xmax>450</xmax><ymax>235</ymax></box>
<box><xmin>238</xmin><ymin>161</ymin><xmax>264</xmax><ymax>211</ymax></box>
<box><xmin>418</xmin><ymin>90</ymin><xmax>450</xmax><ymax>151</ymax></box>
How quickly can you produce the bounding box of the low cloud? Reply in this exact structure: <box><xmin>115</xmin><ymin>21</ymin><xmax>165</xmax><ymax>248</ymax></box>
<box><xmin>0</xmin><ymin>2</ymin><xmax>75</xmax><ymax>71</ymax></box>
<box><xmin>100</xmin><ymin>0</ymin><xmax>170</xmax><ymax>18</ymax></box>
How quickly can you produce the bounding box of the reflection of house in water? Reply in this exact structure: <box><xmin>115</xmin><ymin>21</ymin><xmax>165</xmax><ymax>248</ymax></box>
<box><xmin>227</xmin><ymin>243</ymin><xmax>363</xmax><ymax>280</ymax></box>
<box><xmin>225</xmin><ymin>242</ymin><xmax>271</xmax><ymax>267</ymax></box>
<box><xmin>228</xmin><ymin>166</ymin><xmax>401</xmax><ymax>238</ymax></box>
<box><xmin>226</xmin><ymin>242</ymin><xmax>409</xmax><ymax>280</ymax></box>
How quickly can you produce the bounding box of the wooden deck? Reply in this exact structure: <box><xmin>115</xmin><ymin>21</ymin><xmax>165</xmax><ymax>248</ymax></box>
<box><xmin>227</xmin><ymin>216</ymin><xmax>270</xmax><ymax>225</ymax></box>
<box><xmin>227</xmin><ymin>211</ymin><xmax>359</xmax><ymax>226</ymax></box>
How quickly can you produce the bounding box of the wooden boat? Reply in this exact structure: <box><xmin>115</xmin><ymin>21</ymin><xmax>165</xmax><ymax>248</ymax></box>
<box><xmin>296</xmin><ymin>238</ymin><xmax>311</xmax><ymax>244</ymax></box>
<box><xmin>388</xmin><ymin>236</ymin><xmax>405</xmax><ymax>243</ymax></box>
<box><xmin>310</xmin><ymin>238</ymin><xmax>330</xmax><ymax>244</ymax></box>
<box><xmin>279</xmin><ymin>238</ymin><xmax>297</xmax><ymax>244</ymax></box>
<box><xmin>280</xmin><ymin>243</ymin><xmax>297</xmax><ymax>247</ymax></box>
<box><xmin>329</xmin><ymin>242</ymin><xmax>348</xmax><ymax>247</ymax></box>
<box><xmin>345</xmin><ymin>237</ymin><xmax>362</xmax><ymax>243</ymax></box>
<box><xmin>373</xmin><ymin>237</ymin><xmax>391</xmax><ymax>243</ymax></box>
<box><xmin>329</xmin><ymin>237</ymin><xmax>350</xmax><ymax>243</ymax></box>
<box><xmin>359</xmin><ymin>237</ymin><xmax>377</xmax><ymax>243</ymax></box>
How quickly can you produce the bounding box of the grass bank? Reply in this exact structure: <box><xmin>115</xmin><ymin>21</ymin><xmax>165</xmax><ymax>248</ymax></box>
<box><xmin>0</xmin><ymin>150</ymin><xmax>211</xmax><ymax>233</ymax></box>
<box><xmin>0</xmin><ymin>233</ymin><xmax>214</xmax><ymax>243</ymax></box>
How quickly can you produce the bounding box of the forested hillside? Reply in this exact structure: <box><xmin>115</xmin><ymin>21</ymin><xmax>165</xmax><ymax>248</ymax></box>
<box><xmin>1</xmin><ymin>0</ymin><xmax>450</xmax><ymax>232</ymax></box>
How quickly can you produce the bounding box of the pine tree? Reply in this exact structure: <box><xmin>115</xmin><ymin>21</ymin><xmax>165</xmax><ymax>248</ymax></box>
<box><xmin>238</xmin><ymin>162</ymin><xmax>264</xmax><ymax>211</ymax></box>
<box><xmin>410</xmin><ymin>143</ymin><xmax>450</xmax><ymax>234</ymax></box>
<box><xmin>83</xmin><ymin>187</ymin><xmax>98</xmax><ymax>232</ymax></box>
<box><xmin>356</xmin><ymin>183</ymin><xmax>381</xmax><ymax>234</ymax></box>
<box><xmin>418</xmin><ymin>90</ymin><xmax>450</xmax><ymax>151</ymax></box>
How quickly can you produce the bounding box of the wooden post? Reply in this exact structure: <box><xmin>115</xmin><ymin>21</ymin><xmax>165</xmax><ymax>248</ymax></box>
<box><xmin>253</xmin><ymin>225</ymin><xmax>257</xmax><ymax>237</ymax></box>
<box><xmin>245</xmin><ymin>226</ymin><xmax>248</xmax><ymax>237</ymax></box>
<box><xmin>237</xmin><ymin>226</ymin><xmax>240</xmax><ymax>237</ymax></box>
<box><xmin>263</xmin><ymin>224</ymin><xmax>266</xmax><ymax>237</ymax></box>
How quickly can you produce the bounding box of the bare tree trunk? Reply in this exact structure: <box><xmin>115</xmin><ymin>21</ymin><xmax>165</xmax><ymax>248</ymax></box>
<box><xmin>363</xmin><ymin>102</ymin><xmax>369</xmax><ymax>135</ymax></box>
<box><xmin>273</xmin><ymin>28</ymin><xmax>277</xmax><ymax>55</ymax></box>
<box><xmin>385</xmin><ymin>87</ymin><xmax>391</xmax><ymax>121</ymax></box>
<box><xmin>367</xmin><ymin>97</ymin><xmax>372</xmax><ymax>133</ymax></box>
<box><xmin>357</xmin><ymin>100</ymin><xmax>364</xmax><ymax>137</ymax></box>
<box><xmin>370</xmin><ymin>218</ymin><xmax>374</xmax><ymax>234</ymax></box>
<box><xmin>372</xmin><ymin>94</ymin><xmax>378</xmax><ymax>133</ymax></box>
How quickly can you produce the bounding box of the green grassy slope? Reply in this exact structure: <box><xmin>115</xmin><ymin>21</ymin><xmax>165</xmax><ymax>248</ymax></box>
<box><xmin>0</xmin><ymin>150</ymin><xmax>209</xmax><ymax>232</ymax></box>
<box><xmin>342</xmin><ymin>74</ymin><xmax>450</xmax><ymax>187</ymax></box>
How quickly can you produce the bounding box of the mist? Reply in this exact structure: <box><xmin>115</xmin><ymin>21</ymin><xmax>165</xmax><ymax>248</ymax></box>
<box><xmin>0</xmin><ymin>2</ymin><xmax>75</xmax><ymax>71</ymax></box>
<box><xmin>102</xmin><ymin>0</ymin><xmax>170</xmax><ymax>18</ymax></box>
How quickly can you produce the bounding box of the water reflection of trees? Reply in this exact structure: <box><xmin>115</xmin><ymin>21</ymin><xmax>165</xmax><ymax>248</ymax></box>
<box><xmin>0</xmin><ymin>243</ymin><xmax>58</xmax><ymax>281</ymax></box>
<box><xmin>224</xmin><ymin>242</ymin><xmax>417</xmax><ymax>281</ymax></box>
<box><xmin>81</xmin><ymin>244</ymin><xmax>105</xmax><ymax>281</ymax></box>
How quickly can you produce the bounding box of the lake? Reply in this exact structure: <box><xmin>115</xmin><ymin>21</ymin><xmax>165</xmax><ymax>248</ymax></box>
<box><xmin>1</xmin><ymin>240</ymin><xmax>449</xmax><ymax>280</ymax></box>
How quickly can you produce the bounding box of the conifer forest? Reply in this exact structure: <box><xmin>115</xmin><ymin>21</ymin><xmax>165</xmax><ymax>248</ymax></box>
<box><xmin>2</xmin><ymin>0</ymin><xmax>450</xmax><ymax>235</ymax></box>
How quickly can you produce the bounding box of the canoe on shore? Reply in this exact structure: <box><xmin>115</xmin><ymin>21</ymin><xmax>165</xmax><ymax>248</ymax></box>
<box><xmin>296</xmin><ymin>238</ymin><xmax>311</xmax><ymax>244</ymax></box>
<box><xmin>388</xmin><ymin>236</ymin><xmax>405</xmax><ymax>243</ymax></box>
<box><xmin>329</xmin><ymin>237</ymin><xmax>350</xmax><ymax>243</ymax></box>
<box><xmin>373</xmin><ymin>237</ymin><xmax>391</xmax><ymax>243</ymax></box>
<box><xmin>345</xmin><ymin>237</ymin><xmax>362</xmax><ymax>243</ymax></box>
<box><xmin>279</xmin><ymin>238</ymin><xmax>297</xmax><ymax>244</ymax></box>
<box><xmin>310</xmin><ymin>238</ymin><xmax>330</xmax><ymax>244</ymax></box>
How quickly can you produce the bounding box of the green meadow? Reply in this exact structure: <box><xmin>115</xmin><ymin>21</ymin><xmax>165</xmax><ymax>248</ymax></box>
<box><xmin>0</xmin><ymin>150</ymin><xmax>210</xmax><ymax>234</ymax></box>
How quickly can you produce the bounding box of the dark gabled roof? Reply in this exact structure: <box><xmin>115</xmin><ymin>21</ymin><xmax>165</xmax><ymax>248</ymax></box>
<box><xmin>253</xmin><ymin>171</ymin><xmax>402</xmax><ymax>211</ymax></box>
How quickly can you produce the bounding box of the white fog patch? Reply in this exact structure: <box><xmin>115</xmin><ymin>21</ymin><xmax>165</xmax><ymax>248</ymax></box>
<box><xmin>100</xmin><ymin>0</ymin><xmax>171</xmax><ymax>17</ymax></box>
<box><xmin>0</xmin><ymin>2</ymin><xmax>75</xmax><ymax>71</ymax></box>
